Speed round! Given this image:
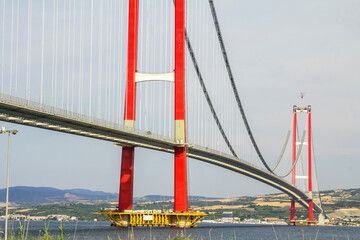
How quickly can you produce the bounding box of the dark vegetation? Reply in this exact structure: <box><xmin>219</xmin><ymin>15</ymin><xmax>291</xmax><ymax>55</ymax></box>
<box><xmin>1</xmin><ymin>187</ymin><xmax>360</xmax><ymax>221</ymax></box>
<box><xmin>0</xmin><ymin>203</ymin><xmax>111</xmax><ymax>221</ymax></box>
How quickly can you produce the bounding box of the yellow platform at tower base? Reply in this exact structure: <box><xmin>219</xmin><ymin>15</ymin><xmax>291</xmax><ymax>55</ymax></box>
<box><xmin>95</xmin><ymin>210</ymin><xmax>207</xmax><ymax>228</ymax></box>
<box><xmin>286</xmin><ymin>220</ymin><xmax>318</xmax><ymax>226</ymax></box>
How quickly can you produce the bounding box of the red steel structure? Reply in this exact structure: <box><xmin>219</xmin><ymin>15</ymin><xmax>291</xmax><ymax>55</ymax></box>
<box><xmin>308</xmin><ymin>109</ymin><xmax>314</xmax><ymax>221</ymax></box>
<box><xmin>290</xmin><ymin>105</ymin><xmax>314</xmax><ymax>222</ymax></box>
<box><xmin>174</xmin><ymin>0</ymin><xmax>188</xmax><ymax>212</ymax></box>
<box><xmin>118</xmin><ymin>0</ymin><xmax>139</xmax><ymax>210</ymax></box>
<box><xmin>290</xmin><ymin>108</ymin><xmax>297</xmax><ymax>221</ymax></box>
<box><xmin>119</xmin><ymin>0</ymin><xmax>188</xmax><ymax>213</ymax></box>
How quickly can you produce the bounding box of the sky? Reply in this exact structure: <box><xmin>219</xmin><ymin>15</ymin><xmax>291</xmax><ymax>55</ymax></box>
<box><xmin>0</xmin><ymin>0</ymin><xmax>359</xmax><ymax>199</ymax></box>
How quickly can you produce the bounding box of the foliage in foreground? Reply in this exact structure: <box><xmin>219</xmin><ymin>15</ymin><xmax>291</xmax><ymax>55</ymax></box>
<box><xmin>106</xmin><ymin>232</ymin><xmax>194</xmax><ymax>240</ymax></box>
<box><xmin>0</xmin><ymin>222</ymin><xmax>69</xmax><ymax>240</ymax></box>
<box><xmin>171</xmin><ymin>233</ymin><xmax>193</xmax><ymax>240</ymax></box>
<box><xmin>0</xmin><ymin>223</ymin><xmax>194</xmax><ymax>240</ymax></box>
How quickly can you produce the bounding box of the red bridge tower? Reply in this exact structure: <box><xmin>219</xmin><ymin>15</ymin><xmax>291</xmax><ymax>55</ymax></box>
<box><xmin>288</xmin><ymin>93</ymin><xmax>317</xmax><ymax>226</ymax></box>
<box><xmin>119</xmin><ymin>0</ymin><xmax>189</xmax><ymax>214</ymax></box>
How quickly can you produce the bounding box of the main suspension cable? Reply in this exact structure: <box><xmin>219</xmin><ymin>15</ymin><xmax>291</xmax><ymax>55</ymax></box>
<box><xmin>278</xmin><ymin>130</ymin><xmax>306</xmax><ymax>178</ymax></box>
<box><xmin>178</xmin><ymin>0</ymin><xmax>291</xmax><ymax>174</ymax></box>
<box><xmin>311</xmin><ymin>128</ymin><xmax>326</xmax><ymax>215</ymax></box>
<box><xmin>184</xmin><ymin>30</ymin><xmax>238</xmax><ymax>157</ymax></box>
<box><xmin>171</xmin><ymin>0</ymin><xmax>238</xmax><ymax>157</ymax></box>
<box><xmin>272</xmin><ymin>130</ymin><xmax>291</xmax><ymax>172</ymax></box>
<box><xmin>272</xmin><ymin>115</ymin><xmax>294</xmax><ymax>172</ymax></box>
<box><xmin>208</xmin><ymin>0</ymin><xmax>273</xmax><ymax>172</ymax></box>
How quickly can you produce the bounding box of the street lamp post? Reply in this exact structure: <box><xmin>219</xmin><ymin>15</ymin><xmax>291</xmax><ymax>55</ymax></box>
<box><xmin>0</xmin><ymin>126</ymin><xmax>18</xmax><ymax>240</ymax></box>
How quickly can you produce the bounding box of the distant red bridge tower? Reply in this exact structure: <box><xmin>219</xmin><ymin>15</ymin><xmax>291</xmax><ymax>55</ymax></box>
<box><xmin>288</xmin><ymin>93</ymin><xmax>317</xmax><ymax>226</ymax></box>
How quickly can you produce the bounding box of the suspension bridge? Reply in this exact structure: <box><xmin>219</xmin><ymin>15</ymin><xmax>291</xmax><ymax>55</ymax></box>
<box><xmin>0</xmin><ymin>0</ymin><xmax>324</xmax><ymax>227</ymax></box>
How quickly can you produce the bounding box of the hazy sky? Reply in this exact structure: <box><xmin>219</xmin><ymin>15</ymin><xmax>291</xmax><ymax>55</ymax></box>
<box><xmin>0</xmin><ymin>0</ymin><xmax>359</xmax><ymax>199</ymax></box>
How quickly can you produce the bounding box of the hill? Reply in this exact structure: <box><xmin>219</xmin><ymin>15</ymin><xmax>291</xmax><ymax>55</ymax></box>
<box><xmin>134</xmin><ymin>195</ymin><xmax>217</xmax><ymax>202</ymax></box>
<box><xmin>132</xmin><ymin>188</ymin><xmax>360</xmax><ymax>221</ymax></box>
<box><xmin>0</xmin><ymin>186</ymin><xmax>117</xmax><ymax>205</ymax></box>
<box><xmin>0</xmin><ymin>186</ymin><xmax>217</xmax><ymax>205</ymax></box>
<box><xmin>2</xmin><ymin>187</ymin><xmax>360</xmax><ymax>223</ymax></box>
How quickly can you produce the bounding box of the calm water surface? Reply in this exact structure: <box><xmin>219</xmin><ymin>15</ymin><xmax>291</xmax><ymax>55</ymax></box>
<box><xmin>1</xmin><ymin>221</ymin><xmax>360</xmax><ymax>240</ymax></box>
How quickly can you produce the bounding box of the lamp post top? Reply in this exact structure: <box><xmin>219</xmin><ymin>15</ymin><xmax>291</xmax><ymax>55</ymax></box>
<box><xmin>0</xmin><ymin>126</ymin><xmax>18</xmax><ymax>135</ymax></box>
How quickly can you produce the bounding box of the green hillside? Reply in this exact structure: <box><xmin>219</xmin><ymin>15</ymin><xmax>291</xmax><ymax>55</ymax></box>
<box><xmin>2</xmin><ymin>188</ymin><xmax>360</xmax><ymax>222</ymax></box>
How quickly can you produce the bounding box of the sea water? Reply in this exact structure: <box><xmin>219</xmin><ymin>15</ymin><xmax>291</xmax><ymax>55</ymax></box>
<box><xmin>1</xmin><ymin>221</ymin><xmax>360</xmax><ymax>239</ymax></box>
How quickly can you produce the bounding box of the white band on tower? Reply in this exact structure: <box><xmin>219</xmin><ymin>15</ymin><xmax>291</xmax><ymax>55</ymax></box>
<box><xmin>135</xmin><ymin>72</ymin><xmax>174</xmax><ymax>83</ymax></box>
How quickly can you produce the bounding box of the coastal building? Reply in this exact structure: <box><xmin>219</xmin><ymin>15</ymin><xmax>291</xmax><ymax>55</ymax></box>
<box><xmin>221</xmin><ymin>212</ymin><xmax>233</xmax><ymax>223</ymax></box>
<box><xmin>29</xmin><ymin>216</ymin><xmax>48</xmax><ymax>221</ymax></box>
<box><xmin>0</xmin><ymin>214</ymin><xmax>28</xmax><ymax>221</ymax></box>
<box><xmin>245</xmin><ymin>219</ymin><xmax>261</xmax><ymax>224</ymax></box>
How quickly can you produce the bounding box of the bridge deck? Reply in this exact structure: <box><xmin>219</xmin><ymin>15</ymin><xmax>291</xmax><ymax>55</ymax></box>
<box><xmin>0</xmin><ymin>93</ymin><xmax>321</xmax><ymax>214</ymax></box>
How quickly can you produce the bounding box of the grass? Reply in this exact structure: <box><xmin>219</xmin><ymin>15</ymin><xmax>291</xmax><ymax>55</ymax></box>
<box><xmin>0</xmin><ymin>222</ymin><xmax>195</xmax><ymax>240</ymax></box>
<box><xmin>0</xmin><ymin>222</ymin><xmax>69</xmax><ymax>240</ymax></box>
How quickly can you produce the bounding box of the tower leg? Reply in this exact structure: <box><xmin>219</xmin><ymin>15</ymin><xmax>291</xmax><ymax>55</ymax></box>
<box><xmin>174</xmin><ymin>0</ymin><xmax>187</xmax><ymax>212</ymax></box>
<box><xmin>118</xmin><ymin>147</ymin><xmax>135</xmax><ymax>210</ymax></box>
<box><xmin>290</xmin><ymin>108</ymin><xmax>297</xmax><ymax>220</ymax></box>
<box><xmin>174</xmin><ymin>147</ymin><xmax>187</xmax><ymax>212</ymax></box>
<box><xmin>290</xmin><ymin>200</ymin><xmax>295</xmax><ymax>221</ymax></box>
<box><xmin>309</xmin><ymin>200</ymin><xmax>314</xmax><ymax>221</ymax></box>
<box><xmin>308</xmin><ymin>110</ymin><xmax>314</xmax><ymax>221</ymax></box>
<box><xmin>119</xmin><ymin>0</ymin><xmax>139</xmax><ymax>211</ymax></box>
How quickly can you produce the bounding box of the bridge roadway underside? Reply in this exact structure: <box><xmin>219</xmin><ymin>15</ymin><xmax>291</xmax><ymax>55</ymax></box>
<box><xmin>0</xmin><ymin>97</ymin><xmax>321</xmax><ymax>214</ymax></box>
